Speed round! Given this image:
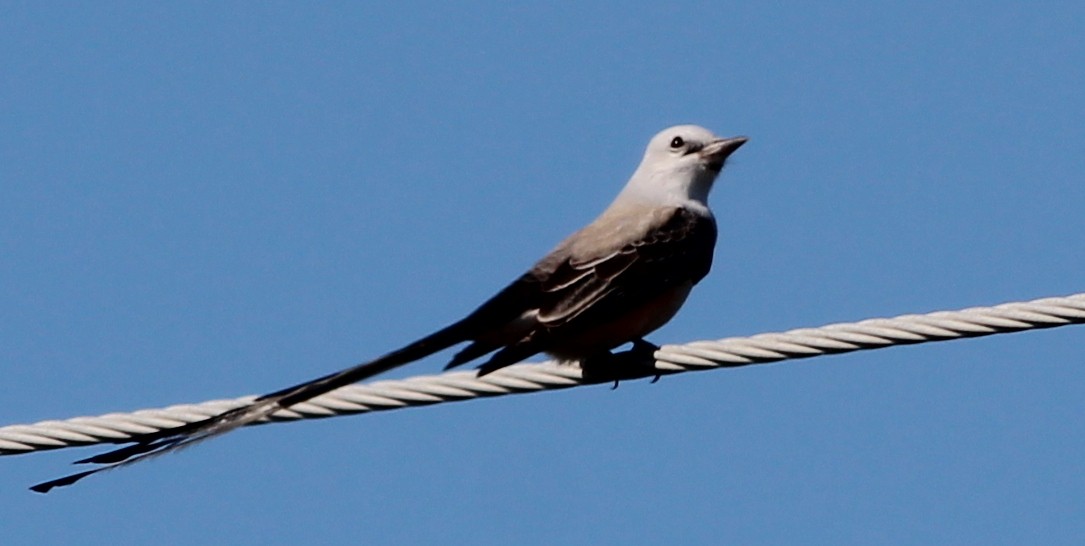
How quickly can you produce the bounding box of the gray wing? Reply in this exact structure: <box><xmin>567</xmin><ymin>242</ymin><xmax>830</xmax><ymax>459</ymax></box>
<box><xmin>536</xmin><ymin>206</ymin><xmax>717</xmax><ymax>327</ymax></box>
<box><xmin>455</xmin><ymin>206</ymin><xmax>717</xmax><ymax>373</ymax></box>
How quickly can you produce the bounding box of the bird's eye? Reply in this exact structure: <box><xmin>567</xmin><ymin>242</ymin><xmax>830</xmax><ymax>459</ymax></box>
<box><xmin>670</xmin><ymin>136</ymin><xmax>685</xmax><ymax>149</ymax></box>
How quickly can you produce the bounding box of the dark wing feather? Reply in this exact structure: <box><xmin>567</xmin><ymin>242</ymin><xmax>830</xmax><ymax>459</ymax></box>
<box><xmin>470</xmin><ymin>207</ymin><xmax>717</xmax><ymax>375</ymax></box>
<box><xmin>536</xmin><ymin>207</ymin><xmax>716</xmax><ymax>329</ymax></box>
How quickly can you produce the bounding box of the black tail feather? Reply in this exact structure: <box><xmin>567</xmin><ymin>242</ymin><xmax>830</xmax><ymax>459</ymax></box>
<box><xmin>444</xmin><ymin>340</ymin><xmax>499</xmax><ymax>370</ymax></box>
<box><xmin>31</xmin><ymin>318</ymin><xmax>477</xmax><ymax>493</ymax></box>
<box><xmin>268</xmin><ymin>318</ymin><xmax>474</xmax><ymax>408</ymax></box>
<box><xmin>476</xmin><ymin>340</ymin><xmax>544</xmax><ymax>376</ymax></box>
<box><xmin>31</xmin><ymin>469</ymin><xmax>100</xmax><ymax>493</ymax></box>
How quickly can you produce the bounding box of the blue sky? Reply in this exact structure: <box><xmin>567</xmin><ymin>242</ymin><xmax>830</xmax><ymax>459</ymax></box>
<box><xmin>2</xmin><ymin>2</ymin><xmax>1084</xmax><ymax>544</ymax></box>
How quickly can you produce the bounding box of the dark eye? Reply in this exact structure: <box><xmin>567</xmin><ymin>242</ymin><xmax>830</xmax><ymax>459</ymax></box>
<box><xmin>670</xmin><ymin>136</ymin><xmax>685</xmax><ymax>149</ymax></box>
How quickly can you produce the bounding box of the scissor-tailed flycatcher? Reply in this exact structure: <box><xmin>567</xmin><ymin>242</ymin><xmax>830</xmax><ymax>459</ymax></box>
<box><xmin>32</xmin><ymin>125</ymin><xmax>746</xmax><ymax>492</ymax></box>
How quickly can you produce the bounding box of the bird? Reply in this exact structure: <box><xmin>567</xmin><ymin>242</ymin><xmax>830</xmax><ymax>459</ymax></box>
<box><xmin>31</xmin><ymin>124</ymin><xmax>747</xmax><ymax>492</ymax></box>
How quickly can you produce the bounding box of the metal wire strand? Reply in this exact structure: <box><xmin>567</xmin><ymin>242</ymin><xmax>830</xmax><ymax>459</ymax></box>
<box><xmin>3</xmin><ymin>293</ymin><xmax>1083</xmax><ymax>456</ymax></box>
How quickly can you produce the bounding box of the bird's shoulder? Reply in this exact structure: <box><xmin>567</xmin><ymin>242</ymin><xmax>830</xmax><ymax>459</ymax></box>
<box><xmin>530</xmin><ymin>204</ymin><xmax>715</xmax><ymax>282</ymax></box>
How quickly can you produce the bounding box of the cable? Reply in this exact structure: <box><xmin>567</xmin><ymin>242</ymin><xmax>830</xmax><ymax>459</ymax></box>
<box><xmin>3</xmin><ymin>292</ymin><xmax>1082</xmax><ymax>456</ymax></box>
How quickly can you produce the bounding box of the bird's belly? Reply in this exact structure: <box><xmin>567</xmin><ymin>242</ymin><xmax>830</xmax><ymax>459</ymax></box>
<box><xmin>546</xmin><ymin>283</ymin><xmax>693</xmax><ymax>359</ymax></box>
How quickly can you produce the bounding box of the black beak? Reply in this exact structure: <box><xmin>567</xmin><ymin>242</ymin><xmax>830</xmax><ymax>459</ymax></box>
<box><xmin>700</xmin><ymin>136</ymin><xmax>748</xmax><ymax>171</ymax></box>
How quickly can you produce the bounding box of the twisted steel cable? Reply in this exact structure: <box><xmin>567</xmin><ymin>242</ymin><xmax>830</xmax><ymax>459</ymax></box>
<box><xmin>3</xmin><ymin>292</ymin><xmax>1082</xmax><ymax>456</ymax></box>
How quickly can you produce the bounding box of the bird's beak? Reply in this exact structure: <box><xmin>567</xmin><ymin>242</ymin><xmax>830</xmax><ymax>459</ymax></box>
<box><xmin>700</xmin><ymin>136</ymin><xmax>748</xmax><ymax>172</ymax></box>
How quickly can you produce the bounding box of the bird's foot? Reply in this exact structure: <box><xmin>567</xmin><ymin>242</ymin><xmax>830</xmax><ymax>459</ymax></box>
<box><xmin>579</xmin><ymin>339</ymin><xmax>661</xmax><ymax>387</ymax></box>
<box><xmin>630</xmin><ymin>338</ymin><xmax>663</xmax><ymax>383</ymax></box>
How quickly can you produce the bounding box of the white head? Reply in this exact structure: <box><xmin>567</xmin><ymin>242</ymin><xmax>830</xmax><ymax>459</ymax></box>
<box><xmin>618</xmin><ymin>125</ymin><xmax>747</xmax><ymax>209</ymax></box>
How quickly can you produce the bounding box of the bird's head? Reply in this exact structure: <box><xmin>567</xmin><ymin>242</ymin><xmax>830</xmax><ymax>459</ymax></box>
<box><xmin>622</xmin><ymin>125</ymin><xmax>747</xmax><ymax>208</ymax></box>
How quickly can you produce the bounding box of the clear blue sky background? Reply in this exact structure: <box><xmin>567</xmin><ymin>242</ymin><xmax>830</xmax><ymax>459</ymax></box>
<box><xmin>2</xmin><ymin>3</ymin><xmax>1083</xmax><ymax>545</ymax></box>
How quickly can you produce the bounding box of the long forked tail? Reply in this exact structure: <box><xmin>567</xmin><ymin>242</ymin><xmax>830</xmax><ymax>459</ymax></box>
<box><xmin>31</xmin><ymin>320</ymin><xmax>474</xmax><ymax>493</ymax></box>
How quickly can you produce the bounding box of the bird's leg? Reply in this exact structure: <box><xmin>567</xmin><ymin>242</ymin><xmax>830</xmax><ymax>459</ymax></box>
<box><xmin>578</xmin><ymin>338</ymin><xmax>661</xmax><ymax>386</ymax></box>
<box><xmin>579</xmin><ymin>351</ymin><xmax>619</xmax><ymax>386</ymax></box>
<box><xmin>629</xmin><ymin>338</ymin><xmax>659</xmax><ymax>384</ymax></box>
